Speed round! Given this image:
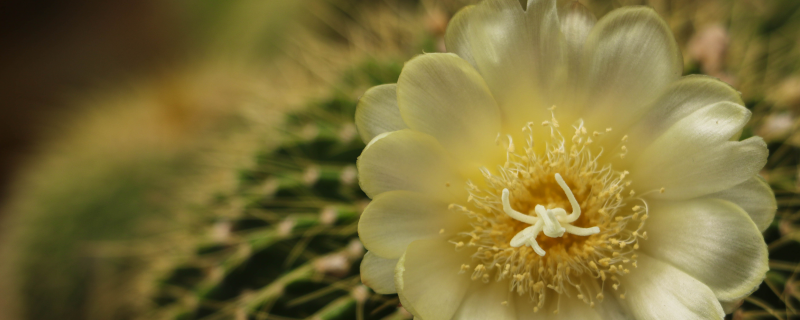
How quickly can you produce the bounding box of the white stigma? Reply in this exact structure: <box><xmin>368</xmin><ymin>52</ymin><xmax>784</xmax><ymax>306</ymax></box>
<box><xmin>501</xmin><ymin>173</ymin><xmax>600</xmax><ymax>256</ymax></box>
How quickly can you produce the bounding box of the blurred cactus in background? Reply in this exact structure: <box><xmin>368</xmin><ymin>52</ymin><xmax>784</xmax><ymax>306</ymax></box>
<box><xmin>0</xmin><ymin>0</ymin><xmax>799</xmax><ymax>319</ymax></box>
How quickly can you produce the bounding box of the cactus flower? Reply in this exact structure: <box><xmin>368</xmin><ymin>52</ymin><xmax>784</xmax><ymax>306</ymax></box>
<box><xmin>355</xmin><ymin>0</ymin><xmax>776</xmax><ymax>319</ymax></box>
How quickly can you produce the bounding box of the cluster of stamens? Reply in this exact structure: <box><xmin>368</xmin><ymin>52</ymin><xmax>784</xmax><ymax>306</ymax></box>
<box><xmin>502</xmin><ymin>173</ymin><xmax>600</xmax><ymax>256</ymax></box>
<box><xmin>448</xmin><ymin>108</ymin><xmax>649</xmax><ymax>312</ymax></box>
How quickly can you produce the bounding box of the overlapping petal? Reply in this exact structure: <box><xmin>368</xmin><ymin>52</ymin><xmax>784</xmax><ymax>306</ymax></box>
<box><xmin>618</xmin><ymin>75</ymin><xmax>744</xmax><ymax>164</ymax></box>
<box><xmin>453</xmin><ymin>281</ymin><xmax>517</xmax><ymax>320</ymax></box>
<box><xmin>360</xmin><ymin>252</ymin><xmax>398</xmax><ymax>294</ymax></box>
<box><xmin>704</xmin><ymin>175</ymin><xmax>776</xmax><ymax>232</ymax></box>
<box><xmin>444</xmin><ymin>0</ymin><xmax>565</xmax><ymax>134</ymax></box>
<box><xmin>357</xmin><ymin>129</ymin><xmax>466</xmax><ymax>201</ymax></box>
<box><xmin>397</xmin><ymin>53</ymin><xmax>502</xmax><ymax>163</ymax></box>
<box><xmin>515</xmin><ymin>294</ymin><xmax>605</xmax><ymax>320</ymax></box>
<box><xmin>642</xmin><ymin>199</ymin><xmax>768</xmax><ymax>303</ymax></box>
<box><xmin>358</xmin><ymin>190</ymin><xmax>468</xmax><ymax>259</ymax></box>
<box><xmin>619</xmin><ymin>254</ymin><xmax>725</xmax><ymax>320</ymax></box>
<box><xmin>630</xmin><ymin>101</ymin><xmax>768</xmax><ymax>199</ymax></box>
<box><xmin>559</xmin><ymin>1</ymin><xmax>596</xmax><ymax>91</ymax></box>
<box><xmin>395</xmin><ymin>238</ymin><xmax>472</xmax><ymax>320</ymax></box>
<box><xmin>580</xmin><ymin>7</ymin><xmax>683</xmax><ymax>131</ymax></box>
<box><xmin>355</xmin><ymin>84</ymin><xmax>408</xmax><ymax>143</ymax></box>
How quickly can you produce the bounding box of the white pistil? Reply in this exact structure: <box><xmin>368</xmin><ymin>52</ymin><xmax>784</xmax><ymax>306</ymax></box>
<box><xmin>502</xmin><ymin>173</ymin><xmax>600</xmax><ymax>256</ymax></box>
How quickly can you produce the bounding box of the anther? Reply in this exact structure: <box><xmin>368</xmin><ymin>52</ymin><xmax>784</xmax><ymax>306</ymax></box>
<box><xmin>506</xmin><ymin>135</ymin><xmax>515</xmax><ymax>153</ymax></box>
<box><xmin>502</xmin><ymin>174</ymin><xmax>600</xmax><ymax>256</ymax></box>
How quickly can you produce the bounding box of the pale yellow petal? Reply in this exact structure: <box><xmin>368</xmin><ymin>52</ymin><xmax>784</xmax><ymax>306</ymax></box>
<box><xmin>616</xmin><ymin>75</ymin><xmax>743</xmax><ymax>165</ymax></box>
<box><xmin>359</xmin><ymin>190</ymin><xmax>469</xmax><ymax>259</ymax></box>
<box><xmin>395</xmin><ymin>238</ymin><xmax>472</xmax><ymax>320</ymax></box>
<box><xmin>704</xmin><ymin>175</ymin><xmax>776</xmax><ymax>232</ymax></box>
<box><xmin>559</xmin><ymin>1</ymin><xmax>595</xmax><ymax>57</ymax></box>
<box><xmin>720</xmin><ymin>299</ymin><xmax>743</xmax><ymax>314</ymax></box>
<box><xmin>516</xmin><ymin>297</ymin><xmax>603</xmax><ymax>320</ymax></box>
<box><xmin>642</xmin><ymin>199</ymin><xmax>769</xmax><ymax>303</ymax></box>
<box><xmin>631</xmin><ymin>102</ymin><xmax>768</xmax><ymax>199</ymax></box>
<box><xmin>360</xmin><ymin>251</ymin><xmax>398</xmax><ymax>294</ymax></box>
<box><xmin>453</xmin><ymin>281</ymin><xmax>517</xmax><ymax>320</ymax></box>
<box><xmin>581</xmin><ymin>7</ymin><xmax>683</xmax><ymax>131</ymax></box>
<box><xmin>357</xmin><ymin>129</ymin><xmax>466</xmax><ymax>201</ymax></box>
<box><xmin>355</xmin><ymin>84</ymin><xmax>408</xmax><ymax>143</ymax></box>
<box><xmin>559</xmin><ymin>1</ymin><xmax>595</xmax><ymax>91</ymax></box>
<box><xmin>445</xmin><ymin>0</ymin><xmax>565</xmax><ymax>135</ymax></box>
<box><xmin>394</xmin><ymin>252</ymin><xmax>419</xmax><ymax>318</ymax></box>
<box><xmin>444</xmin><ymin>5</ymin><xmax>478</xmax><ymax>68</ymax></box>
<box><xmin>523</xmin><ymin>0</ymin><xmax>567</xmax><ymax>97</ymax></box>
<box><xmin>514</xmin><ymin>285</ymin><xmax>628</xmax><ymax>319</ymax></box>
<box><xmin>619</xmin><ymin>254</ymin><xmax>725</xmax><ymax>320</ymax></box>
<box><xmin>397</xmin><ymin>53</ymin><xmax>502</xmax><ymax>163</ymax></box>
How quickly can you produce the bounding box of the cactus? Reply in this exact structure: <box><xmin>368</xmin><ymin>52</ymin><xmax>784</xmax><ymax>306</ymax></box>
<box><xmin>141</xmin><ymin>58</ymin><xmax>409</xmax><ymax>320</ymax></box>
<box><xmin>0</xmin><ymin>1</ymin><xmax>424</xmax><ymax>318</ymax></box>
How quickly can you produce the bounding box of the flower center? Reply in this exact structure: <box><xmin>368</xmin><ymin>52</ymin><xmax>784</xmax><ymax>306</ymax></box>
<box><xmin>449</xmin><ymin>109</ymin><xmax>648</xmax><ymax>312</ymax></box>
<box><xmin>501</xmin><ymin>173</ymin><xmax>600</xmax><ymax>256</ymax></box>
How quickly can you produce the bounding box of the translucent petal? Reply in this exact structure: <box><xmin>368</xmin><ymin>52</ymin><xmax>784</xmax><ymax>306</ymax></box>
<box><xmin>642</xmin><ymin>199</ymin><xmax>769</xmax><ymax>302</ymax></box>
<box><xmin>397</xmin><ymin>53</ymin><xmax>502</xmax><ymax>163</ymax></box>
<box><xmin>357</xmin><ymin>129</ymin><xmax>466</xmax><ymax>201</ymax></box>
<box><xmin>394</xmin><ymin>252</ymin><xmax>419</xmax><ymax>318</ymax></box>
<box><xmin>395</xmin><ymin>238</ymin><xmax>472</xmax><ymax>320</ymax></box>
<box><xmin>445</xmin><ymin>0</ymin><xmax>565</xmax><ymax>135</ymax></box>
<box><xmin>516</xmin><ymin>296</ymin><xmax>602</xmax><ymax>320</ymax></box>
<box><xmin>616</xmin><ymin>75</ymin><xmax>743</xmax><ymax>165</ymax></box>
<box><xmin>355</xmin><ymin>84</ymin><xmax>408</xmax><ymax>143</ymax></box>
<box><xmin>580</xmin><ymin>7</ymin><xmax>683</xmax><ymax>131</ymax></box>
<box><xmin>549</xmin><ymin>299</ymin><xmax>603</xmax><ymax>320</ymax></box>
<box><xmin>559</xmin><ymin>1</ymin><xmax>595</xmax><ymax>93</ymax></box>
<box><xmin>704</xmin><ymin>175</ymin><xmax>776</xmax><ymax>232</ymax></box>
<box><xmin>360</xmin><ymin>251</ymin><xmax>398</xmax><ymax>294</ymax></box>
<box><xmin>445</xmin><ymin>5</ymin><xmax>478</xmax><ymax>68</ymax></box>
<box><xmin>619</xmin><ymin>254</ymin><xmax>725</xmax><ymax>320</ymax></box>
<box><xmin>358</xmin><ymin>190</ymin><xmax>469</xmax><ymax>259</ymax></box>
<box><xmin>453</xmin><ymin>281</ymin><xmax>517</xmax><ymax>320</ymax></box>
<box><xmin>559</xmin><ymin>1</ymin><xmax>595</xmax><ymax>58</ymax></box>
<box><xmin>720</xmin><ymin>300</ymin><xmax>743</xmax><ymax>314</ymax></box>
<box><xmin>631</xmin><ymin>102</ymin><xmax>767</xmax><ymax>199</ymax></box>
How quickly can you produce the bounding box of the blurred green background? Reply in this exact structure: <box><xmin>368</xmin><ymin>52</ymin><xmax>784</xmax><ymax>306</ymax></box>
<box><xmin>0</xmin><ymin>0</ymin><xmax>798</xmax><ymax>319</ymax></box>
